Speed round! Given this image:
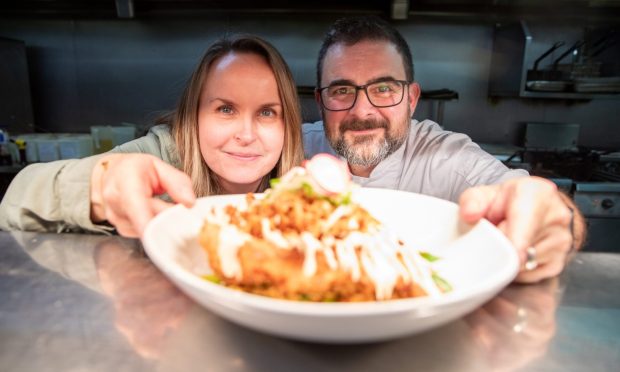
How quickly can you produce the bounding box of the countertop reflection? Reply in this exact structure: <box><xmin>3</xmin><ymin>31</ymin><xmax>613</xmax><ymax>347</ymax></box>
<box><xmin>1</xmin><ymin>231</ymin><xmax>619</xmax><ymax>372</ymax></box>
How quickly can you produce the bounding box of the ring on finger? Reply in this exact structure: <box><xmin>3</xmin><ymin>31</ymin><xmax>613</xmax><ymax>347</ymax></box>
<box><xmin>525</xmin><ymin>246</ymin><xmax>538</xmax><ymax>271</ymax></box>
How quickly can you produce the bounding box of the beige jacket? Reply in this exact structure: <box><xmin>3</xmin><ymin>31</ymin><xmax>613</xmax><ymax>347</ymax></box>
<box><xmin>0</xmin><ymin>125</ymin><xmax>178</xmax><ymax>234</ymax></box>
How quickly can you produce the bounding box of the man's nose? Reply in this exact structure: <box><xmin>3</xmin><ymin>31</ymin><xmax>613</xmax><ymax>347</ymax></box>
<box><xmin>348</xmin><ymin>89</ymin><xmax>378</xmax><ymax>117</ymax></box>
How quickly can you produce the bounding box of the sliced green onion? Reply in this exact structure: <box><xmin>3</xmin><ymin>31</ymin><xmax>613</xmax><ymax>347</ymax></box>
<box><xmin>202</xmin><ymin>274</ymin><xmax>222</xmax><ymax>284</ymax></box>
<box><xmin>269</xmin><ymin>178</ymin><xmax>281</xmax><ymax>188</ymax></box>
<box><xmin>420</xmin><ymin>251</ymin><xmax>440</xmax><ymax>262</ymax></box>
<box><xmin>432</xmin><ymin>273</ymin><xmax>452</xmax><ymax>293</ymax></box>
<box><xmin>301</xmin><ymin>182</ymin><xmax>315</xmax><ymax>198</ymax></box>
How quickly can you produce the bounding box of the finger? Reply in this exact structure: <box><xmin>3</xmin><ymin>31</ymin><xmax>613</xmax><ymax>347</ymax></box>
<box><xmin>150</xmin><ymin>197</ymin><xmax>176</xmax><ymax>216</ymax></box>
<box><xmin>531</xmin><ymin>224</ymin><xmax>573</xmax><ymax>263</ymax></box>
<box><xmin>131</xmin><ymin>197</ymin><xmax>179</xmax><ymax>237</ymax></box>
<box><xmin>514</xmin><ymin>228</ymin><xmax>572</xmax><ymax>283</ymax></box>
<box><xmin>515</xmin><ymin>255</ymin><xmax>565</xmax><ymax>283</ymax></box>
<box><xmin>113</xmin><ymin>220</ymin><xmax>141</xmax><ymax>238</ymax></box>
<box><xmin>151</xmin><ymin>159</ymin><xmax>196</xmax><ymax>208</ymax></box>
<box><xmin>118</xmin><ymin>185</ymin><xmax>159</xmax><ymax>237</ymax></box>
<box><xmin>504</xmin><ymin>179</ymin><xmax>556</xmax><ymax>256</ymax></box>
<box><xmin>101</xmin><ymin>190</ymin><xmax>153</xmax><ymax>238</ymax></box>
<box><xmin>459</xmin><ymin>184</ymin><xmax>500</xmax><ymax>224</ymax></box>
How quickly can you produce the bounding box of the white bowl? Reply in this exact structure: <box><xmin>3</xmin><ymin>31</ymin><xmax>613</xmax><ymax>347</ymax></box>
<box><xmin>142</xmin><ymin>188</ymin><xmax>519</xmax><ymax>343</ymax></box>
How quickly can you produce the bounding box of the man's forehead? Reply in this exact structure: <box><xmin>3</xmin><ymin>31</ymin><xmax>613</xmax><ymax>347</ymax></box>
<box><xmin>321</xmin><ymin>40</ymin><xmax>406</xmax><ymax>85</ymax></box>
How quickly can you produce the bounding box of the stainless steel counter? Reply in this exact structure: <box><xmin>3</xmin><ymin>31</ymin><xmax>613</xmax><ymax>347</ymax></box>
<box><xmin>1</xmin><ymin>231</ymin><xmax>619</xmax><ymax>372</ymax></box>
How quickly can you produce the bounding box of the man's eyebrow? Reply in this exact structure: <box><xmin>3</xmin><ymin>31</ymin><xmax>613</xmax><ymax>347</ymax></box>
<box><xmin>325</xmin><ymin>76</ymin><xmax>400</xmax><ymax>87</ymax></box>
<box><xmin>324</xmin><ymin>79</ymin><xmax>355</xmax><ymax>87</ymax></box>
<box><xmin>366</xmin><ymin>76</ymin><xmax>400</xmax><ymax>84</ymax></box>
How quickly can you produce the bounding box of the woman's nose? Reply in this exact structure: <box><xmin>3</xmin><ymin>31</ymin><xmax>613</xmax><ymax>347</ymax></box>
<box><xmin>234</xmin><ymin>116</ymin><xmax>257</xmax><ymax>144</ymax></box>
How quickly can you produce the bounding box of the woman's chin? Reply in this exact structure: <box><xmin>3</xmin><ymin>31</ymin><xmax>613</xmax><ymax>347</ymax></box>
<box><xmin>218</xmin><ymin>175</ymin><xmax>265</xmax><ymax>194</ymax></box>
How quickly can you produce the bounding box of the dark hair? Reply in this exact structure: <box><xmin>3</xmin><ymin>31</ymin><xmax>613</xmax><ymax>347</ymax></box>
<box><xmin>316</xmin><ymin>16</ymin><xmax>414</xmax><ymax>87</ymax></box>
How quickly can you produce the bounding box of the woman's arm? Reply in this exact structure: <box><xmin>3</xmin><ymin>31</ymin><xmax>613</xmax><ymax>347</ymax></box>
<box><xmin>0</xmin><ymin>155</ymin><xmax>113</xmax><ymax>233</ymax></box>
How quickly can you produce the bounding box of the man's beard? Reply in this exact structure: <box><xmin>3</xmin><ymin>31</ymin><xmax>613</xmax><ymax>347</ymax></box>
<box><xmin>326</xmin><ymin>114</ymin><xmax>409</xmax><ymax>168</ymax></box>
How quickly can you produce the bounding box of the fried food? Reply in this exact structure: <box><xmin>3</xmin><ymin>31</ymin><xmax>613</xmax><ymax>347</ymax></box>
<box><xmin>198</xmin><ymin>154</ymin><xmax>449</xmax><ymax>302</ymax></box>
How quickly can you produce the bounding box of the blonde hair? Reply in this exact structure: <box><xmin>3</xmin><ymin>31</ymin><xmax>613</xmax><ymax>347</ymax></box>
<box><xmin>171</xmin><ymin>35</ymin><xmax>304</xmax><ymax>196</ymax></box>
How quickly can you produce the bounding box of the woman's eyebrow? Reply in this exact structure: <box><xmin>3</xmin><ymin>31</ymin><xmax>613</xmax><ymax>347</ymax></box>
<box><xmin>260</xmin><ymin>102</ymin><xmax>282</xmax><ymax>107</ymax></box>
<box><xmin>207</xmin><ymin>98</ymin><xmax>281</xmax><ymax>108</ymax></box>
<box><xmin>208</xmin><ymin>97</ymin><xmax>233</xmax><ymax>104</ymax></box>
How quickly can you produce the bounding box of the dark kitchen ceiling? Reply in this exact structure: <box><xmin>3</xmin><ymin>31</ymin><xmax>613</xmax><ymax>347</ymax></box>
<box><xmin>0</xmin><ymin>0</ymin><xmax>619</xmax><ymax>21</ymax></box>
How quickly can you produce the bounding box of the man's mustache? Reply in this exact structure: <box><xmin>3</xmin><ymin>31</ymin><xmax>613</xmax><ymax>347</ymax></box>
<box><xmin>339</xmin><ymin>118</ymin><xmax>388</xmax><ymax>134</ymax></box>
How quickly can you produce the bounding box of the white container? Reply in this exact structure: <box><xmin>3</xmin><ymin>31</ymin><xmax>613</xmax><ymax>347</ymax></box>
<box><xmin>35</xmin><ymin>138</ymin><xmax>60</xmax><ymax>162</ymax></box>
<box><xmin>90</xmin><ymin>126</ymin><xmax>113</xmax><ymax>154</ymax></box>
<box><xmin>13</xmin><ymin>134</ymin><xmax>56</xmax><ymax>163</ymax></box>
<box><xmin>91</xmin><ymin>125</ymin><xmax>136</xmax><ymax>153</ymax></box>
<box><xmin>111</xmin><ymin>126</ymin><xmax>136</xmax><ymax>146</ymax></box>
<box><xmin>58</xmin><ymin>134</ymin><xmax>94</xmax><ymax>160</ymax></box>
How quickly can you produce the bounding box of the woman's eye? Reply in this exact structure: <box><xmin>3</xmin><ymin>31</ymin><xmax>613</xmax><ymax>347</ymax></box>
<box><xmin>260</xmin><ymin>108</ymin><xmax>277</xmax><ymax>117</ymax></box>
<box><xmin>218</xmin><ymin>105</ymin><xmax>234</xmax><ymax>114</ymax></box>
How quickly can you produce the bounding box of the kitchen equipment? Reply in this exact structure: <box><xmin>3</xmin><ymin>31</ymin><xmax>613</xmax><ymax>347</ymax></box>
<box><xmin>506</xmin><ymin>144</ymin><xmax>620</xmax><ymax>252</ymax></box>
<box><xmin>573</xmin><ymin>182</ymin><xmax>620</xmax><ymax>253</ymax></box>
<box><xmin>525</xmin><ymin>80</ymin><xmax>569</xmax><ymax>92</ymax></box>
<box><xmin>574</xmin><ymin>76</ymin><xmax>620</xmax><ymax>93</ymax></box>
<box><xmin>526</xmin><ymin>41</ymin><xmax>565</xmax><ymax>82</ymax></box>
<box><xmin>525</xmin><ymin>42</ymin><xmax>570</xmax><ymax>92</ymax></box>
<box><xmin>552</xmin><ymin>40</ymin><xmax>586</xmax><ymax>73</ymax></box>
<box><xmin>523</xmin><ymin>122</ymin><xmax>580</xmax><ymax>152</ymax></box>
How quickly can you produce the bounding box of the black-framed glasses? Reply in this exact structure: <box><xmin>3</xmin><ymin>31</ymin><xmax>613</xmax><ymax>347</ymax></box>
<box><xmin>318</xmin><ymin>80</ymin><xmax>410</xmax><ymax>111</ymax></box>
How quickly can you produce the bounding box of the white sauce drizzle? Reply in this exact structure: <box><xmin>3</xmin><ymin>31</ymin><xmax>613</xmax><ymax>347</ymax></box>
<box><xmin>261</xmin><ymin>218</ymin><xmax>290</xmax><ymax>249</ymax></box>
<box><xmin>323</xmin><ymin>205</ymin><xmax>352</xmax><ymax>231</ymax></box>
<box><xmin>300</xmin><ymin>232</ymin><xmax>322</xmax><ymax>276</ymax></box>
<box><xmin>207</xmin><ymin>193</ymin><xmax>443</xmax><ymax>300</ymax></box>
<box><xmin>335</xmin><ymin>239</ymin><xmax>361</xmax><ymax>281</ymax></box>
<box><xmin>216</xmin><ymin>224</ymin><xmax>250</xmax><ymax>280</ymax></box>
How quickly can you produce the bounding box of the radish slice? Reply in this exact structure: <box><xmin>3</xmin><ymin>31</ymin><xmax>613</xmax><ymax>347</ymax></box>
<box><xmin>305</xmin><ymin>154</ymin><xmax>350</xmax><ymax>195</ymax></box>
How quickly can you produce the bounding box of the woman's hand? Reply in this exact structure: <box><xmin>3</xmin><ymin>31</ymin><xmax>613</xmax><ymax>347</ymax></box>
<box><xmin>90</xmin><ymin>154</ymin><xmax>196</xmax><ymax>237</ymax></box>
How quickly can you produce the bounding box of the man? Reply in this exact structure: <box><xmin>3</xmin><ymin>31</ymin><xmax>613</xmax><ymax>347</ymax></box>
<box><xmin>303</xmin><ymin>16</ymin><xmax>585</xmax><ymax>283</ymax></box>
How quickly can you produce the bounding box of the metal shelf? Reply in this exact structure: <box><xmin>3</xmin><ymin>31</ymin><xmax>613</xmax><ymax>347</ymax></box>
<box><xmin>488</xmin><ymin>21</ymin><xmax>620</xmax><ymax>100</ymax></box>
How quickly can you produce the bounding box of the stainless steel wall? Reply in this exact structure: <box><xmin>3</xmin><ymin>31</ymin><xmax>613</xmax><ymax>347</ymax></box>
<box><xmin>0</xmin><ymin>16</ymin><xmax>618</xmax><ymax>149</ymax></box>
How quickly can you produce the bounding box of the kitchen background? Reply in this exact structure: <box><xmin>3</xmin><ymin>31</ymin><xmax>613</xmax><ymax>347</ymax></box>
<box><xmin>1</xmin><ymin>0</ymin><xmax>619</xmax><ymax>250</ymax></box>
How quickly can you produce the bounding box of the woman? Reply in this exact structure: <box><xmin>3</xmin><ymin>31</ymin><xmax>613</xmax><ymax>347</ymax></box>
<box><xmin>0</xmin><ymin>35</ymin><xmax>304</xmax><ymax>237</ymax></box>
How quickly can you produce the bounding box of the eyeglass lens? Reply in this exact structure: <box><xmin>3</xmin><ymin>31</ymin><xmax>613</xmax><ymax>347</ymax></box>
<box><xmin>321</xmin><ymin>81</ymin><xmax>405</xmax><ymax>111</ymax></box>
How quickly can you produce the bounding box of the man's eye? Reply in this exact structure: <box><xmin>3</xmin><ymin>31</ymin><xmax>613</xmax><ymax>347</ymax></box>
<box><xmin>374</xmin><ymin>84</ymin><xmax>394</xmax><ymax>93</ymax></box>
<box><xmin>330</xmin><ymin>86</ymin><xmax>354</xmax><ymax>96</ymax></box>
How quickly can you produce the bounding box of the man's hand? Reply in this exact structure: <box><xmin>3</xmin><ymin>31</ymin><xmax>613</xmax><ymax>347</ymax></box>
<box><xmin>459</xmin><ymin>176</ymin><xmax>584</xmax><ymax>283</ymax></box>
<box><xmin>90</xmin><ymin>154</ymin><xmax>197</xmax><ymax>238</ymax></box>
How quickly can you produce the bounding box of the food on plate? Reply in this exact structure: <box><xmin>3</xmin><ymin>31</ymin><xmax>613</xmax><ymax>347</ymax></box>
<box><xmin>198</xmin><ymin>154</ymin><xmax>451</xmax><ymax>302</ymax></box>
